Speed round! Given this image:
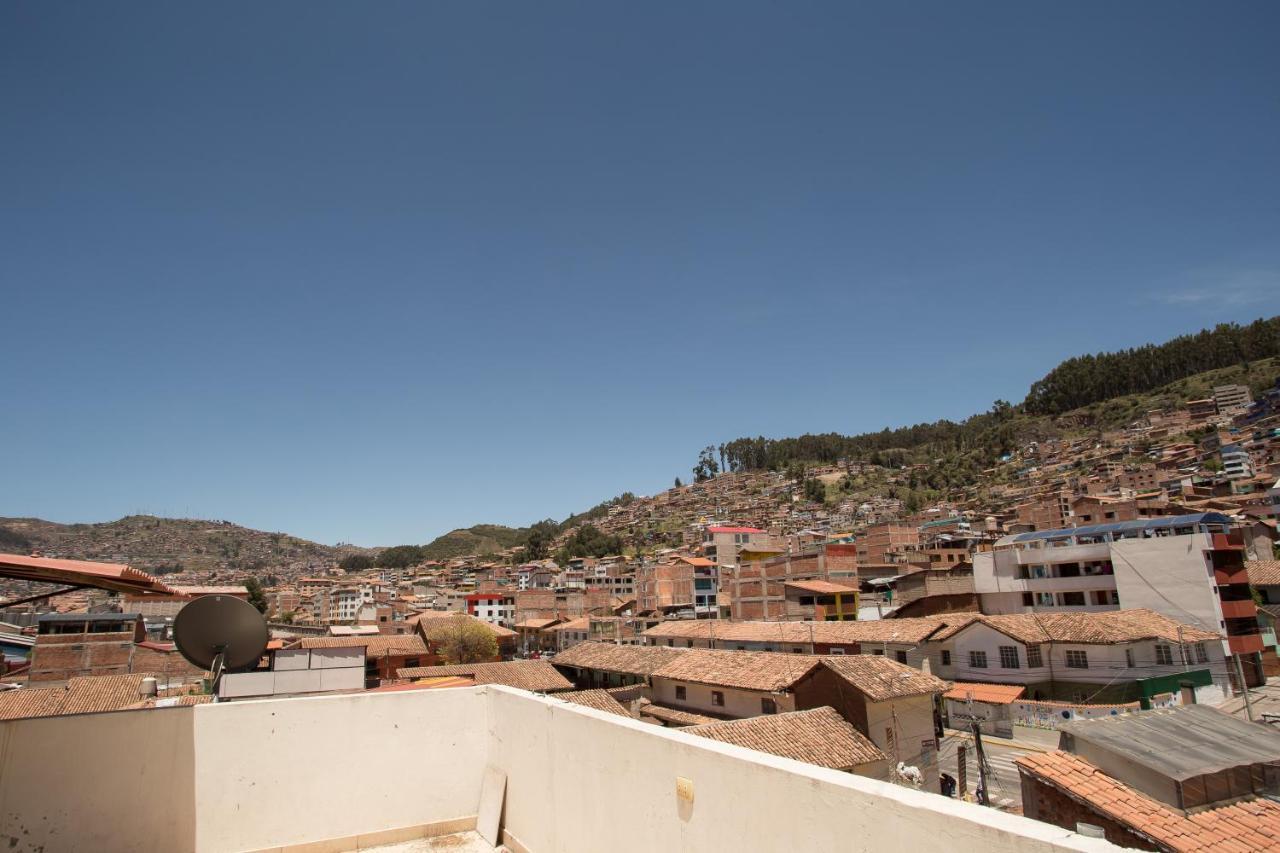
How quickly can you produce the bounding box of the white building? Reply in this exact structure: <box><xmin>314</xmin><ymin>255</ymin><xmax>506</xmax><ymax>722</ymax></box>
<box><xmin>972</xmin><ymin>513</ymin><xmax>1263</xmax><ymax>682</ymax></box>
<box><xmin>329</xmin><ymin>587</ymin><xmax>361</xmax><ymax>622</ymax></box>
<box><xmin>927</xmin><ymin>611</ymin><xmax>1230</xmax><ymax>705</ymax></box>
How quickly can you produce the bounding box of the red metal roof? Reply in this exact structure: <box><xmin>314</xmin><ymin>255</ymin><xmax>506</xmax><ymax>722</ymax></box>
<box><xmin>0</xmin><ymin>553</ymin><xmax>177</xmax><ymax>597</ymax></box>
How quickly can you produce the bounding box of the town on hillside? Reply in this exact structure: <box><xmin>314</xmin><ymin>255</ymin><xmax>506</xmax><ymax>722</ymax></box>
<box><xmin>3</xmin><ymin>368</ymin><xmax>1280</xmax><ymax>851</ymax></box>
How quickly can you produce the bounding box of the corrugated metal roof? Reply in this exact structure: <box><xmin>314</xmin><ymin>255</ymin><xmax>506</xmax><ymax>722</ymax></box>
<box><xmin>1060</xmin><ymin>704</ymin><xmax>1280</xmax><ymax>782</ymax></box>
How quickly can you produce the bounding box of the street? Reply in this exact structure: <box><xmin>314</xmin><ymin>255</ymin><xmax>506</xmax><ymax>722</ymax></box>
<box><xmin>938</xmin><ymin>730</ymin><xmax>1042</xmax><ymax>811</ymax></box>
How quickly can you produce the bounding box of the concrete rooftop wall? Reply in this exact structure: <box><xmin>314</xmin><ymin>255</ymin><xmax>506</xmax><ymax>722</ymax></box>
<box><xmin>1</xmin><ymin>685</ymin><xmax>1120</xmax><ymax>853</ymax></box>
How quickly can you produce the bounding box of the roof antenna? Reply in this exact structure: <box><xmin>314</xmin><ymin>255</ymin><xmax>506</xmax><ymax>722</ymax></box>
<box><xmin>174</xmin><ymin>595</ymin><xmax>269</xmax><ymax>698</ymax></box>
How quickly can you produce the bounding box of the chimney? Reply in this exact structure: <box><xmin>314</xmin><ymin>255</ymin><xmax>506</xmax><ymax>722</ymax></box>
<box><xmin>139</xmin><ymin>677</ymin><xmax>158</xmax><ymax>699</ymax></box>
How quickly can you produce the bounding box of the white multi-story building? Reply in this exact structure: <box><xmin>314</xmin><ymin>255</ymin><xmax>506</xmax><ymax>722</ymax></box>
<box><xmin>329</xmin><ymin>587</ymin><xmax>361</xmax><ymax>622</ymax></box>
<box><xmin>1220</xmin><ymin>443</ymin><xmax>1254</xmax><ymax>480</ymax></box>
<box><xmin>972</xmin><ymin>513</ymin><xmax>1263</xmax><ymax>683</ymax></box>
<box><xmin>465</xmin><ymin>591</ymin><xmax>515</xmax><ymax>627</ymax></box>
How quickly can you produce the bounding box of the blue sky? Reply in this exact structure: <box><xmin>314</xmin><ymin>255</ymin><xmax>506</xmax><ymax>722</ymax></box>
<box><xmin>2</xmin><ymin>2</ymin><xmax>1277</xmax><ymax>546</ymax></box>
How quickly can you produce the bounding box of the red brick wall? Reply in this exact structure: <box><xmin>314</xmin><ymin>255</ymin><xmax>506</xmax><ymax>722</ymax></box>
<box><xmin>28</xmin><ymin>632</ymin><xmax>136</xmax><ymax>682</ymax></box>
<box><xmin>1020</xmin><ymin>776</ymin><xmax>1157</xmax><ymax>851</ymax></box>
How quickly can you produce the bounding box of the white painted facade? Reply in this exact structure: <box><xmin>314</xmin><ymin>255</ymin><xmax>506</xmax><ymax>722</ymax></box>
<box><xmin>933</xmin><ymin>622</ymin><xmax>1230</xmax><ymax>703</ymax></box>
<box><xmin>650</xmin><ymin>676</ymin><xmax>798</xmax><ymax>719</ymax></box>
<box><xmin>0</xmin><ymin>685</ymin><xmax>1119</xmax><ymax>853</ymax></box>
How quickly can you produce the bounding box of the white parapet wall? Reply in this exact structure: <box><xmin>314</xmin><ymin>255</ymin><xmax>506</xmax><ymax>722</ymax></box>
<box><xmin>0</xmin><ymin>685</ymin><xmax>1120</xmax><ymax>853</ymax></box>
<box><xmin>487</xmin><ymin>686</ymin><xmax>1116</xmax><ymax>853</ymax></box>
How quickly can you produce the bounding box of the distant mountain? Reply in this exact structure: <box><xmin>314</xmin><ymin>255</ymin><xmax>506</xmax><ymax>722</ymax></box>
<box><xmin>419</xmin><ymin>524</ymin><xmax>531</xmax><ymax>561</ymax></box>
<box><xmin>0</xmin><ymin>514</ymin><xmax>370</xmax><ymax>575</ymax></box>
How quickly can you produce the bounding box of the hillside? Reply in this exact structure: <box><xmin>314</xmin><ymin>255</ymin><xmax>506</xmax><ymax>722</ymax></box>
<box><xmin>0</xmin><ymin>515</ymin><xmax>370</xmax><ymax>575</ymax></box>
<box><xmin>419</xmin><ymin>524</ymin><xmax>531</xmax><ymax>560</ymax></box>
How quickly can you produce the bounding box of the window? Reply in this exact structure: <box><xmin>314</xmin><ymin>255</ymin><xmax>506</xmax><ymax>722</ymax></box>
<box><xmin>1026</xmin><ymin>645</ymin><xmax>1043</xmax><ymax>668</ymax></box>
<box><xmin>1022</xmin><ymin>593</ymin><xmax>1034</xmax><ymax>607</ymax></box>
<box><xmin>711</xmin><ymin>691</ymin><xmax>725</xmax><ymax>707</ymax></box>
<box><xmin>761</xmin><ymin>698</ymin><xmax>777</xmax><ymax>715</ymax></box>
<box><xmin>895</xmin><ymin>650</ymin><xmax>907</xmax><ymax>664</ymax></box>
<box><xmin>1065</xmin><ymin>650</ymin><xmax>1089</xmax><ymax>669</ymax></box>
<box><xmin>404</xmin><ymin>657</ymin><xmax>420</xmax><ymax>668</ymax></box>
<box><xmin>941</xmin><ymin>650</ymin><xmax>951</xmax><ymax>666</ymax></box>
<box><xmin>829</xmin><ymin>648</ymin><xmax>846</xmax><ymax>655</ymax></box>
<box><xmin>999</xmin><ymin>646</ymin><xmax>1020</xmax><ymax>669</ymax></box>
<box><xmin>1195</xmin><ymin>643</ymin><xmax>1208</xmax><ymax>664</ymax></box>
<box><xmin>969</xmin><ymin>651</ymin><xmax>988</xmax><ymax>669</ymax></box>
<box><xmin>873</xmin><ymin>649</ymin><xmax>884</xmax><ymax>656</ymax></box>
<box><xmin>1060</xmin><ymin>591</ymin><xmax>1086</xmax><ymax>606</ymax></box>
<box><xmin>1125</xmin><ymin>648</ymin><xmax>1135</xmax><ymax>668</ymax></box>
<box><xmin>686</xmin><ymin>640</ymin><xmax>694</xmax><ymax>648</ymax></box>
<box><xmin>1155</xmin><ymin>644</ymin><xmax>1173</xmax><ymax>666</ymax></box>
<box><xmin>675</xmin><ymin>686</ymin><xmax>686</xmax><ymax>701</ymax></box>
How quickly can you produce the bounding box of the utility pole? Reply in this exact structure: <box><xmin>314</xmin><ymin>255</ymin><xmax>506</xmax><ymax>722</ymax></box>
<box><xmin>972</xmin><ymin>722</ymin><xmax>989</xmax><ymax>806</ymax></box>
<box><xmin>1234</xmin><ymin>655</ymin><xmax>1255</xmax><ymax>722</ymax></box>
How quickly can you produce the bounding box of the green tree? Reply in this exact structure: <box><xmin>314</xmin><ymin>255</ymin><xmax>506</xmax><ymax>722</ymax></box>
<box><xmin>339</xmin><ymin>554</ymin><xmax>375</xmax><ymax>572</ymax></box>
<box><xmin>519</xmin><ymin>520</ymin><xmax>560</xmax><ymax>562</ymax></box>
<box><xmin>422</xmin><ymin>615</ymin><xmax>499</xmax><ymax>664</ymax></box>
<box><xmin>692</xmin><ymin>445</ymin><xmax>720</xmax><ymax>482</ymax></box>
<box><xmin>244</xmin><ymin>576</ymin><xmax>268</xmax><ymax>614</ymax></box>
<box><xmin>674</xmin><ymin>477</ymin><xmax>683</xmax><ymax>488</ymax></box>
<box><xmin>375</xmin><ymin>545</ymin><xmax>425</xmax><ymax>569</ymax></box>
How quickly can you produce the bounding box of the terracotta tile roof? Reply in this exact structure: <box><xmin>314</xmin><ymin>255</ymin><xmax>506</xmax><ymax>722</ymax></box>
<box><xmin>1248</xmin><ymin>560</ymin><xmax>1280</xmax><ymax>587</ymax></box>
<box><xmin>1016</xmin><ymin>750</ymin><xmax>1280</xmax><ymax>852</ymax></box>
<box><xmin>554</xmin><ymin>641</ymin><xmax>688</xmax><ymax>676</ymax></box>
<box><xmin>820</xmin><ymin>656</ymin><xmax>948</xmax><ymax>701</ymax></box>
<box><xmin>555</xmin><ymin>688</ymin><xmax>632</xmax><ymax>717</ymax></box>
<box><xmin>670</xmin><ymin>555</ymin><xmax>716</xmax><ymax>567</ymax></box>
<box><xmin>514</xmin><ymin>618</ymin><xmax>560</xmax><ymax>630</ymax></box>
<box><xmin>299</xmin><ymin>635</ymin><xmax>428</xmax><ymax>655</ymax></box>
<box><xmin>783</xmin><ymin>580</ymin><xmax>859</xmax><ymax>595</ymax></box>
<box><xmin>408</xmin><ymin>611</ymin><xmax>517</xmax><ymax>638</ymax></box>
<box><xmin>396</xmin><ymin>660</ymin><xmax>571</xmax><ymax>692</ymax></box>
<box><xmin>368</xmin><ymin>676</ymin><xmax>476</xmax><ymax>692</ymax></box>
<box><xmin>944</xmin><ymin>682</ymin><xmax>1026</xmax><ymax>705</ymax></box>
<box><xmin>643</xmin><ymin>616</ymin><xmax>970</xmax><ymax>646</ymax></box>
<box><xmin>650</xmin><ymin>649</ymin><xmax>823</xmax><ymax>692</ymax></box>
<box><xmin>0</xmin><ymin>687</ymin><xmax>67</xmax><ymax>721</ymax></box>
<box><xmin>0</xmin><ymin>553</ymin><xmax>177</xmax><ymax>596</ymax></box>
<box><xmin>686</xmin><ymin>706</ymin><xmax>887</xmax><ymax>770</ymax></box>
<box><xmin>0</xmin><ymin>673</ymin><xmax>177</xmax><ymax>720</ymax></box>
<box><xmin>932</xmin><ymin>609</ymin><xmax>1220</xmax><ymax>645</ymax></box>
<box><xmin>638</xmin><ymin>702</ymin><xmax>721</xmax><ymax>727</ymax></box>
<box><xmin>553</xmin><ymin>617</ymin><xmax>591</xmax><ymax>632</ymax></box>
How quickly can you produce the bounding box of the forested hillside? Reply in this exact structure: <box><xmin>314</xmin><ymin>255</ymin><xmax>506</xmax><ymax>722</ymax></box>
<box><xmin>1023</xmin><ymin>317</ymin><xmax>1279</xmax><ymax>415</ymax></box>
<box><xmin>704</xmin><ymin>317</ymin><xmax>1278</xmax><ymax>484</ymax></box>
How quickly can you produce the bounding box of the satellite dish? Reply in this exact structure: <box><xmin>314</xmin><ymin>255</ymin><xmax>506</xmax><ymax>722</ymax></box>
<box><xmin>174</xmin><ymin>595</ymin><xmax>269</xmax><ymax>678</ymax></box>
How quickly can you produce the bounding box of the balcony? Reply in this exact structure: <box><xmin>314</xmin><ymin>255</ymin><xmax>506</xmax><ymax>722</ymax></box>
<box><xmin>1219</xmin><ymin>599</ymin><xmax>1259</xmax><ymax>620</ymax></box>
<box><xmin>1228</xmin><ymin>634</ymin><xmax>1265</xmax><ymax>655</ymax></box>
<box><xmin>0</xmin><ymin>686</ymin><xmax>1113</xmax><ymax>853</ymax></box>
<box><xmin>1019</xmin><ymin>575</ymin><xmax>1117</xmax><ymax>594</ymax></box>
<box><xmin>1013</xmin><ymin>542</ymin><xmax>1110</xmax><ymax>566</ymax></box>
<box><xmin>1215</xmin><ymin>566</ymin><xmax>1250</xmax><ymax>585</ymax></box>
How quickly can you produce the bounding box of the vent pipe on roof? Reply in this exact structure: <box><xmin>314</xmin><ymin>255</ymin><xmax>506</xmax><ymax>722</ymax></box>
<box><xmin>139</xmin><ymin>677</ymin><xmax>158</xmax><ymax>699</ymax></box>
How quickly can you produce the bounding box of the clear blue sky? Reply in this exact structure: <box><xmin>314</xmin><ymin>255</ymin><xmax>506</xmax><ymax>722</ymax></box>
<box><xmin>2</xmin><ymin>2</ymin><xmax>1277</xmax><ymax>546</ymax></box>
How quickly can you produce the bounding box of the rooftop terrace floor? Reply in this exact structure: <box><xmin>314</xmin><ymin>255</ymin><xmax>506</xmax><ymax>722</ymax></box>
<box><xmin>369</xmin><ymin>832</ymin><xmax>498</xmax><ymax>852</ymax></box>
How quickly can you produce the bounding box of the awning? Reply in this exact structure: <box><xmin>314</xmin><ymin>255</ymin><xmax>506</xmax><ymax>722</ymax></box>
<box><xmin>0</xmin><ymin>553</ymin><xmax>178</xmax><ymax>597</ymax></box>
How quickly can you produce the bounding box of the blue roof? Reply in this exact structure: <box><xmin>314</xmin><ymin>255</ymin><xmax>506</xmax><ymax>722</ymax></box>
<box><xmin>1008</xmin><ymin>513</ymin><xmax>1233</xmax><ymax>544</ymax></box>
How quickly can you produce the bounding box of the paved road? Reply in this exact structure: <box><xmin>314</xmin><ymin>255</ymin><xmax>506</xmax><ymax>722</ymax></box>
<box><xmin>938</xmin><ymin>732</ymin><xmax>1035</xmax><ymax>811</ymax></box>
